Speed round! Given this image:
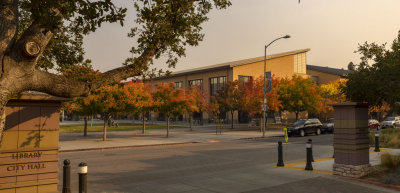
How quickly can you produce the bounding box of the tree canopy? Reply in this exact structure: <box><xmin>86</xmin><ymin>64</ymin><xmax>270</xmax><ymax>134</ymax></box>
<box><xmin>342</xmin><ymin>31</ymin><xmax>400</xmax><ymax>110</ymax></box>
<box><xmin>0</xmin><ymin>0</ymin><xmax>231</xmax><ymax>145</ymax></box>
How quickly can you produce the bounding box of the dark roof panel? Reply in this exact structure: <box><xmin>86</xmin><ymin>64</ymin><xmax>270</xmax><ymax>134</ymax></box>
<box><xmin>306</xmin><ymin>65</ymin><xmax>350</xmax><ymax>76</ymax></box>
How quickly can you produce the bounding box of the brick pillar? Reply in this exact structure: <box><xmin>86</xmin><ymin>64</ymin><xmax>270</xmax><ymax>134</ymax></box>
<box><xmin>331</xmin><ymin>102</ymin><xmax>371</xmax><ymax>178</ymax></box>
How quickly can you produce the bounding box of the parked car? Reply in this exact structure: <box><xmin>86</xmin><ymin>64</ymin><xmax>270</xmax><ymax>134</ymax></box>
<box><xmin>381</xmin><ymin>116</ymin><xmax>400</xmax><ymax>129</ymax></box>
<box><xmin>368</xmin><ymin>119</ymin><xmax>380</xmax><ymax>130</ymax></box>
<box><xmin>322</xmin><ymin>118</ymin><xmax>334</xmax><ymax>133</ymax></box>
<box><xmin>287</xmin><ymin>118</ymin><xmax>323</xmax><ymax>137</ymax></box>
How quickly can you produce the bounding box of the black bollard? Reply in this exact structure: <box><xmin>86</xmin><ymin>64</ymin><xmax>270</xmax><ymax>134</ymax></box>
<box><xmin>305</xmin><ymin>141</ymin><xmax>313</xmax><ymax>170</ymax></box>
<box><xmin>308</xmin><ymin>139</ymin><xmax>314</xmax><ymax>162</ymax></box>
<box><xmin>63</xmin><ymin>159</ymin><xmax>71</xmax><ymax>193</ymax></box>
<box><xmin>277</xmin><ymin>141</ymin><xmax>284</xmax><ymax>167</ymax></box>
<box><xmin>78</xmin><ymin>162</ymin><xmax>88</xmax><ymax>193</ymax></box>
<box><xmin>374</xmin><ymin>131</ymin><xmax>380</xmax><ymax>152</ymax></box>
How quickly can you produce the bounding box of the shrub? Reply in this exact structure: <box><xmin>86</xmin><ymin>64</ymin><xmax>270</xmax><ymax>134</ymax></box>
<box><xmin>370</xmin><ymin>128</ymin><xmax>400</xmax><ymax>148</ymax></box>
<box><xmin>381</xmin><ymin>153</ymin><xmax>400</xmax><ymax>170</ymax></box>
<box><xmin>388</xmin><ymin>135</ymin><xmax>400</xmax><ymax>148</ymax></box>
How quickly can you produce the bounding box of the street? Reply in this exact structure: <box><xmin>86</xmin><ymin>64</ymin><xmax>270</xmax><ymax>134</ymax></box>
<box><xmin>57</xmin><ymin>134</ymin><xmax>395</xmax><ymax>193</ymax></box>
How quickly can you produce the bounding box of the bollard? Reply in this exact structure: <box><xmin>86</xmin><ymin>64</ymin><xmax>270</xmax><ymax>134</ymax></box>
<box><xmin>78</xmin><ymin>162</ymin><xmax>88</xmax><ymax>193</ymax></box>
<box><xmin>308</xmin><ymin>139</ymin><xmax>314</xmax><ymax>162</ymax></box>
<box><xmin>277</xmin><ymin>141</ymin><xmax>284</xmax><ymax>167</ymax></box>
<box><xmin>374</xmin><ymin>131</ymin><xmax>380</xmax><ymax>152</ymax></box>
<box><xmin>305</xmin><ymin>141</ymin><xmax>313</xmax><ymax>170</ymax></box>
<box><xmin>62</xmin><ymin>159</ymin><xmax>71</xmax><ymax>193</ymax></box>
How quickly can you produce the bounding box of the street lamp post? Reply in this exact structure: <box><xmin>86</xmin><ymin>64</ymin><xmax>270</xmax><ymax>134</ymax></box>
<box><xmin>263</xmin><ymin>35</ymin><xmax>290</xmax><ymax>137</ymax></box>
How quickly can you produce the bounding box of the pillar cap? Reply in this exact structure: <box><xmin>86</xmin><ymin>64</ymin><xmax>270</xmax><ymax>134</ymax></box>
<box><xmin>328</xmin><ymin>102</ymin><xmax>368</xmax><ymax>108</ymax></box>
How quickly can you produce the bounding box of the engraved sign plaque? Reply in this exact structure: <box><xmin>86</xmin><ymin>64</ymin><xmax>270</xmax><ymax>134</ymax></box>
<box><xmin>0</xmin><ymin>93</ymin><xmax>67</xmax><ymax>193</ymax></box>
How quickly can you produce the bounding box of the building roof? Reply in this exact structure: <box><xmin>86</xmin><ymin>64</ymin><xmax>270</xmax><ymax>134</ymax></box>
<box><xmin>162</xmin><ymin>48</ymin><xmax>311</xmax><ymax>78</ymax></box>
<box><xmin>306</xmin><ymin>64</ymin><xmax>350</xmax><ymax>76</ymax></box>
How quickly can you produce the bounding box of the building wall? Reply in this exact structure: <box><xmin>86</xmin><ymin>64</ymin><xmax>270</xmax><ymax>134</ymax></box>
<box><xmin>306</xmin><ymin>69</ymin><xmax>343</xmax><ymax>85</ymax></box>
<box><xmin>232</xmin><ymin>54</ymin><xmax>296</xmax><ymax>80</ymax></box>
<box><xmin>150</xmin><ymin>68</ymin><xmax>233</xmax><ymax>121</ymax></box>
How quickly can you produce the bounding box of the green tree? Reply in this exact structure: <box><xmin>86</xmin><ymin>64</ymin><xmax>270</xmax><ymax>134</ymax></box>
<box><xmin>278</xmin><ymin>76</ymin><xmax>322</xmax><ymax>120</ymax></box>
<box><xmin>343</xmin><ymin>31</ymin><xmax>400</xmax><ymax>113</ymax></box>
<box><xmin>0</xmin><ymin>0</ymin><xmax>231</xmax><ymax>146</ymax></box>
<box><xmin>152</xmin><ymin>83</ymin><xmax>187</xmax><ymax>137</ymax></box>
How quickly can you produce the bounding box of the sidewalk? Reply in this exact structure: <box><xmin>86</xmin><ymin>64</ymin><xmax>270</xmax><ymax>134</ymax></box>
<box><xmin>59</xmin><ymin>126</ymin><xmax>284</xmax><ymax>152</ymax></box>
<box><xmin>279</xmin><ymin>148</ymin><xmax>400</xmax><ymax>175</ymax></box>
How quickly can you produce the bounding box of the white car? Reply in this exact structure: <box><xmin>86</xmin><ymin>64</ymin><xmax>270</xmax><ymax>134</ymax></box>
<box><xmin>381</xmin><ymin>116</ymin><xmax>400</xmax><ymax>129</ymax></box>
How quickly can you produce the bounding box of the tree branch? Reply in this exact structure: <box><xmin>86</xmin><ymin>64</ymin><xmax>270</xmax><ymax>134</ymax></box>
<box><xmin>28</xmin><ymin>44</ymin><xmax>158</xmax><ymax>98</ymax></box>
<box><xmin>30</xmin><ymin>70</ymin><xmax>90</xmax><ymax>98</ymax></box>
<box><xmin>11</xmin><ymin>20</ymin><xmax>53</xmax><ymax>63</ymax></box>
<box><xmin>0</xmin><ymin>0</ymin><xmax>18</xmax><ymax>55</ymax></box>
<box><xmin>100</xmin><ymin>44</ymin><xmax>157</xmax><ymax>84</ymax></box>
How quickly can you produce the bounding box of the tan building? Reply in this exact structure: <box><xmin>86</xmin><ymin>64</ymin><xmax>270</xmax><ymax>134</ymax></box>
<box><xmin>307</xmin><ymin>65</ymin><xmax>350</xmax><ymax>85</ymax></box>
<box><xmin>151</xmin><ymin>48</ymin><xmax>348</xmax><ymax>123</ymax></box>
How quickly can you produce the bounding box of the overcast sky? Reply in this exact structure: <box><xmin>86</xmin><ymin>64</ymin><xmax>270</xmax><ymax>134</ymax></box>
<box><xmin>83</xmin><ymin>0</ymin><xmax>400</xmax><ymax>73</ymax></box>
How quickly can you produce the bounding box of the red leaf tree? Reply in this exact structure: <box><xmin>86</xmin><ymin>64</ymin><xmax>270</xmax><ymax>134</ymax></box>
<box><xmin>125</xmin><ymin>82</ymin><xmax>153</xmax><ymax>134</ymax></box>
<box><xmin>185</xmin><ymin>86</ymin><xmax>208</xmax><ymax>131</ymax></box>
<box><xmin>152</xmin><ymin>83</ymin><xmax>187</xmax><ymax>137</ymax></box>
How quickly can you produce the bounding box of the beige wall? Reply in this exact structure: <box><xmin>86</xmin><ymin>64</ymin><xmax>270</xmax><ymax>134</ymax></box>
<box><xmin>232</xmin><ymin>54</ymin><xmax>297</xmax><ymax>80</ymax></box>
<box><xmin>307</xmin><ymin>69</ymin><xmax>343</xmax><ymax>85</ymax></box>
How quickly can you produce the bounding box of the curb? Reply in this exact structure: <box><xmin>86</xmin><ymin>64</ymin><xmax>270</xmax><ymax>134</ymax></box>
<box><xmin>338</xmin><ymin>175</ymin><xmax>400</xmax><ymax>191</ymax></box>
<box><xmin>59</xmin><ymin>141</ymin><xmax>199</xmax><ymax>153</ymax></box>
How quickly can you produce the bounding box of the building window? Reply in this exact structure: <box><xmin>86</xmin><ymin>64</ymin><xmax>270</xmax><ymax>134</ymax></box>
<box><xmin>294</xmin><ymin>53</ymin><xmax>306</xmax><ymax>74</ymax></box>
<box><xmin>174</xmin><ymin>81</ymin><xmax>183</xmax><ymax>89</ymax></box>
<box><xmin>210</xmin><ymin>76</ymin><xmax>226</xmax><ymax>96</ymax></box>
<box><xmin>188</xmin><ymin>79</ymin><xmax>203</xmax><ymax>90</ymax></box>
<box><xmin>238</xmin><ymin>76</ymin><xmax>252</xmax><ymax>85</ymax></box>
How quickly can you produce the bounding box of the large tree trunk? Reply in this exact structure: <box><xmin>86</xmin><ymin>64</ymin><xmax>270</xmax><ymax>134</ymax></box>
<box><xmin>142</xmin><ymin>112</ymin><xmax>146</xmax><ymax>134</ymax></box>
<box><xmin>0</xmin><ymin>104</ymin><xmax>6</xmax><ymax>149</ymax></box>
<box><xmin>166</xmin><ymin>115</ymin><xmax>170</xmax><ymax>138</ymax></box>
<box><xmin>84</xmin><ymin>116</ymin><xmax>88</xmax><ymax>136</ymax></box>
<box><xmin>295</xmin><ymin>112</ymin><xmax>299</xmax><ymax>121</ymax></box>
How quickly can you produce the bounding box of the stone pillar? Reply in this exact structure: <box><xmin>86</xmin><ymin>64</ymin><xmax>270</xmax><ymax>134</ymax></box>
<box><xmin>0</xmin><ymin>93</ymin><xmax>68</xmax><ymax>193</ymax></box>
<box><xmin>331</xmin><ymin>102</ymin><xmax>371</xmax><ymax>178</ymax></box>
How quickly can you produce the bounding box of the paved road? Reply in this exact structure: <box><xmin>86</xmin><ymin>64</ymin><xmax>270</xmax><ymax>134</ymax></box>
<box><xmin>57</xmin><ymin>134</ymin><xmax>395</xmax><ymax>193</ymax></box>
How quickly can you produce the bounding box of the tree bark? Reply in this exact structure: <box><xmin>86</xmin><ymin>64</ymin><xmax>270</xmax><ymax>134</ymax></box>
<box><xmin>190</xmin><ymin>115</ymin><xmax>193</xmax><ymax>131</ymax></box>
<box><xmin>84</xmin><ymin>116</ymin><xmax>88</xmax><ymax>136</ymax></box>
<box><xmin>295</xmin><ymin>112</ymin><xmax>299</xmax><ymax>121</ymax></box>
<box><xmin>166</xmin><ymin>115</ymin><xmax>170</xmax><ymax>138</ymax></box>
<box><xmin>231</xmin><ymin>110</ymin><xmax>234</xmax><ymax>129</ymax></box>
<box><xmin>103</xmin><ymin>116</ymin><xmax>108</xmax><ymax>141</ymax></box>
<box><xmin>142</xmin><ymin>112</ymin><xmax>146</xmax><ymax>134</ymax></box>
<box><xmin>90</xmin><ymin>115</ymin><xmax>93</xmax><ymax>128</ymax></box>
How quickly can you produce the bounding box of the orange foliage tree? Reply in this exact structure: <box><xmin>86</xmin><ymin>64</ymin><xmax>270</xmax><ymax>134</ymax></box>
<box><xmin>318</xmin><ymin>79</ymin><xmax>347</xmax><ymax>121</ymax></box>
<box><xmin>185</xmin><ymin>86</ymin><xmax>208</xmax><ymax>131</ymax></box>
<box><xmin>216</xmin><ymin>80</ymin><xmax>241</xmax><ymax>129</ymax></box>
<box><xmin>240</xmin><ymin>76</ymin><xmax>281</xmax><ymax>117</ymax></box>
<box><xmin>152</xmin><ymin>83</ymin><xmax>187</xmax><ymax>137</ymax></box>
<box><xmin>125</xmin><ymin>82</ymin><xmax>153</xmax><ymax>134</ymax></box>
<box><xmin>278</xmin><ymin>76</ymin><xmax>322</xmax><ymax>120</ymax></box>
<box><xmin>90</xmin><ymin>84</ymin><xmax>130</xmax><ymax>141</ymax></box>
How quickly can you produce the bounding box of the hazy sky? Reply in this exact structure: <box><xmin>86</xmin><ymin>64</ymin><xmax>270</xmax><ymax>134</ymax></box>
<box><xmin>83</xmin><ymin>0</ymin><xmax>400</xmax><ymax>73</ymax></box>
